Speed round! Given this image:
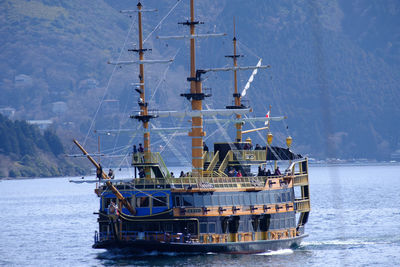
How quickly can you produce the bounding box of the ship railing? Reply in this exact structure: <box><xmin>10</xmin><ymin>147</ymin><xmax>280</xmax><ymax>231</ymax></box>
<box><xmin>125</xmin><ymin>174</ymin><xmax>301</xmax><ymax>190</ymax></box>
<box><xmin>131</xmin><ymin>152</ymin><xmax>170</xmax><ymax>178</ymax></box>
<box><xmin>131</xmin><ymin>151</ymin><xmax>163</xmax><ymax>165</ymax></box>
<box><xmin>294</xmin><ymin>198</ymin><xmax>310</xmax><ymax>212</ymax></box>
<box><xmin>130</xmin><ymin>177</ymin><xmax>170</xmax><ymax>188</ymax></box>
<box><xmin>169</xmin><ymin>175</ymin><xmax>264</xmax><ymax>189</ymax></box>
<box><xmin>293</xmin><ymin>174</ymin><xmax>308</xmax><ymax>186</ymax></box>
<box><xmin>155</xmin><ymin>152</ymin><xmax>170</xmax><ymax>178</ymax></box>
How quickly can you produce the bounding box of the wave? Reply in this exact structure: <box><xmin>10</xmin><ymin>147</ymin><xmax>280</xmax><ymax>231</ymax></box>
<box><xmin>255</xmin><ymin>249</ymin><xmax>294</xmax><ymax>256</ymax></box>
<box><xmin>302</xmin><ymin>239</ymin><xmax>376</xmax><ymax>247</ymax></box>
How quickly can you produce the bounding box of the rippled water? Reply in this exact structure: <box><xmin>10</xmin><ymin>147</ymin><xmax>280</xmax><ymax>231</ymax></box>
<box><xmin>0</xmin><ymin>164</ymin><xmax>399</xmax><ymax>266</ymax></box>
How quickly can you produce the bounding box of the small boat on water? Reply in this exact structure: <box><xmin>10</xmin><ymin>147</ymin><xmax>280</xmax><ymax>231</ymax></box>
<box><xmin>72</xmin><ymin>0</ymin><xmax>310</xmax><ymax>254</ymax></box>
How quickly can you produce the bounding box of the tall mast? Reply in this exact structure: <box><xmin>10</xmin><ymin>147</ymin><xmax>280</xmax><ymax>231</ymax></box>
<box><xmin>108</xmin><ymin>3</ymin><xmax>171</xmax><ymax>179</ymax></box>
<box><xmin>188</xmin><ymin>0</ymin><xmax>204</xmax><ymax>177</ymax></box>
<box><xmin>134</xmin><ymin>2</ymin><xmax>152</xmax><ymax>179</ymax></box>
<box><xmin>232</xmin><ymin>19</ymin><xmax>242</xmax><ymax>142</ymax></box>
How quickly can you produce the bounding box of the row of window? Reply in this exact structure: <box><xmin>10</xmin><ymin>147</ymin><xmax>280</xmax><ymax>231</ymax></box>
<box><xmin>116</xmin><ymin>220</ymin><xmax>197</xmax><ymax>234</ymax></box>
<box><xmin>199</xmin><ymin>217</ymin><xmax>296</xmax><ymax>233</ymax></box>
<box><xmin>100</xmin><ymin>217</ymin><xmax>295</xmax><ymax>235</ymax></box>
<box><xmin>102</xmin><ymin>194</ymin><xmax>169</xmax><ymax>210</ymax></box>
<box><xmin>173</xmin><ymin>190</ymin><xmax>294</xmax><ymax>207</ymax></box>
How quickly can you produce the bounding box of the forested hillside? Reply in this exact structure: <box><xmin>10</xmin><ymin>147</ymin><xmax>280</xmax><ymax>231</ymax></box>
<box><xmin>1</xmin><ymin>0</ymin><xmax>399</xmax><ymax>166</ymax></box>
<box><xmin>0</xmin><ymin>114</ymin><xmax>84</xmax><ymax>177</ymax></box>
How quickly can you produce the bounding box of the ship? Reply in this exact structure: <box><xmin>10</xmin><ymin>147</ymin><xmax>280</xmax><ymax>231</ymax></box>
<box><xmin>72</xmin><ymin>0</ymin><xmax>310</xmax><ymax>254</ymax></box>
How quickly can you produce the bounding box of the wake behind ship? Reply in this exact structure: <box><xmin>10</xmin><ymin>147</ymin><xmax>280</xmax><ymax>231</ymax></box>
<box><xmin>72</xmin><ymin>0</ymin><xmax>310</xmax><ymax>254</ymax></box>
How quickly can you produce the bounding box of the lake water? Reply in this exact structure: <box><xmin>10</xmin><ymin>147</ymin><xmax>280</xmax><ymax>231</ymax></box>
<box><xmin>0</xmin><ymin>164</ymin><xmax>399</xmax><ymax>266</ymax></box>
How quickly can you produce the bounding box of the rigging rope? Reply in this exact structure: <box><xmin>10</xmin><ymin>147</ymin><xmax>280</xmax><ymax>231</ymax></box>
<box><xmin>83</xmin><ymin>15</ymin><xmax>138</xmax><ymax>147</ymax></box>
<box><xmin>148</xmin><ymin>48</ymin><xmax>181</xmax><ymax>103</ymax></box>
<box><xmin>143</xmin><ymin>0</ymin><xmax>182</xmax><ymax>44</ymax></box>
<box><xmin>100</xmin><ymin>1</ymin><xmax>182</xmax><ymax>168</ymax></box>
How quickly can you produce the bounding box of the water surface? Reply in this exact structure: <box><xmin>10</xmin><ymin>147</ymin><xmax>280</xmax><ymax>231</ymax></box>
<box><xmin>0</xmin><ymin>164</ymin><xmax>399</xmax><ymax>266</ymax></box>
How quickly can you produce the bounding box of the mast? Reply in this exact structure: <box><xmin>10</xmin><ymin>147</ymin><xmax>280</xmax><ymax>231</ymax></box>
<box><xmin>190</xmin><ymin>0</ymin><xmax>203</xmax><ymax>177</ymax></box>
<box><xmin>137</xmin><ymin>2</ymin><xmax>151</xmax><ymax>179</ymax></box>
<box><xmin>231</xmin><ymin>19</ymin><xmax>242</xmax><ymax>142</ymax></box>
<box><xmin>126</xmin><ymin>2</ymin><xmax>155</xmax><ymax>179</ymax></box>
<box><xmin>178</xmin><ymin>0</ymin><xmax>204</xmax><ymax>177</ymax></box>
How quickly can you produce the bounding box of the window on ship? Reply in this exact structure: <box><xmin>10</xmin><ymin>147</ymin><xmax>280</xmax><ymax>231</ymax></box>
<box><xmin>238</xmin><ymin>193</ymin><xmax>244</xmax><ymax>205</ymax></box>
<box><xmin>208</xmin><ymin>222</ymin><xmax>216</xmax><ymax>233</ymax></box>
<box><xmin>218</xmin><ymin>193</ymin><xmax>226</xmax><ymax>206</ymax></box>
<box><xmin>264</xmin><ymin>192</ymin><xmax>270</xmax><ymax>203</ymax></box>
<box><xmin>174</xmin><ymin>195</ymin><xmax>181</xmax><ymax>206</ymax></box>
<box><xmin>275</xmin><ymin>193</ymin><xmax>281</xmax><ymax>203</ymax></box>
<box><xmin>186</xmin><ymin>221</ymin><xmax>197</xmax><ymax>234</ymax></box>
<box><xmin>200</xmin><ymin>223</ymin><xmax>207</xmax><ymax>233</ymax></box>
<box><xmin>250</xmin><ymin>193</ymin><xmax>257</xmax><ymax>204</ymax></box>
<box><xmin>282</xmin><ymin>192</ymin><xmax>286</xmax><ymax>202</ymax></box>
<box><xmin>203</xmin><ymin>193</ymin><xmax>212</xmax><ymax>206</ymax></box>
<box><xmin>232</xmin><ymin>194</ymin><xmax>239</xmax><ymax>206</ymax></box>
<box><xmin>103</xmin><ymin>197</ymin><xmax>117</xmax><ymax>210</ymax></box>
<box><xmin>153</xmin><ymin>196</ymin><xmax>167</xmax><ymax>207</ymax></box>
<box><xmin>194</xmin><ymin>194</ymin><xmax>202</xmax><ymax>206</ymax></box>
<box><xmin>182</xmin><ymin>194</ymin><xmax>194</xmax><ymax>207</ymax></box>
<box><xmin>136</xmin><ymin>196</ymin><xmax>149</xmax><ymax>207</ymax></box>
<box><xmin>244</xmin><ymin>193</ymin><xmax>250</xmax><ymax>205</ymax></box>
<box><xmin>256</xmin><ymin>193</ymin><xmax>263</xmax><ymax>204</ymax></box>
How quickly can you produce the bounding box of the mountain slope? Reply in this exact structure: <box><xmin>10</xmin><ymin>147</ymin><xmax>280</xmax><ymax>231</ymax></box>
<box><xmin>0</xmin><ymin>0</ymin><xmax>399</xmax><ymax>162</ymax></box>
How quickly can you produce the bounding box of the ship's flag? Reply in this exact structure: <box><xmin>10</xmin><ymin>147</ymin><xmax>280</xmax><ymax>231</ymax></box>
<box><xmin>265</xmin><ymin>111</ymin><xmax>270</xmax><ymax>126</ymax></box>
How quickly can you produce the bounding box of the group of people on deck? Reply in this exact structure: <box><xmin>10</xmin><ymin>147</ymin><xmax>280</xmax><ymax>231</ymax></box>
<box><xmin>258</xmin><ymin>166</ymin><xmax>281</xmax><ymax>176</ymax></box>
<box><xmin>228</xmin><ymin>168</ymin><xmax>243</xmax><ymax>177</ymax></box>
<box><xmin>132</xmin><ymin>144</ymin><xmax>145</xmax><ymax>162</ymax></box>
<box><xmin>96</xmin><ymin>164</ymin><xmax>115</xmax><ymax>180</ymax></box>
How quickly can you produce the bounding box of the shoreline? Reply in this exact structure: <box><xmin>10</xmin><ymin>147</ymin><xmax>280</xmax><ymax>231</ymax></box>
<box><xmin>1</xmin><ymin>161</ymin><xmax>400</xmax><ymax>180</ymax></box>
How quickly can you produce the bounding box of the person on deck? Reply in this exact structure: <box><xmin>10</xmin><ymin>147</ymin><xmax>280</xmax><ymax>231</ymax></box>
<box><xmin>258</xmin><ymin>166</ymin><xmax>262</xmax><ymax>176</ymax></box>
<box><xmin>236</xmin><ymin>170</ymin><xmax>242</xmax><ymax>177</ymax></box>
<box><xmin>108</xmin><ymin>169</ymin><xmax>115</xmax><ymax>179</ymax></box>
<box><xmin>266</xmin><ymin>169</ymin><xmax>272</xmax><ymax>176</ymax></box>
<box><xmin>138</xmin><ymin>143</ymin><xmax>144</xmax><ymax>153</ymax></box>
<box><xmin>274</xmin><ymin>166</ymin><xmax>281</xmax><ymax>176</ymax></box>
<box><xmin>170</xmin><ymin>172</ymin><xmax>175</xmax><ymax>178</ymax></box>
<box><xmin>203</xmin><ymin>143</ymin><xmax>209</xmax><ymax>152</ymax></box>
<box><xmin>133</xmin><ymin>145</ymin><xmax>138</xmax><ymax>162</ymax></box>
<box><xmin>179</xmin><ymin>171</ymin><xmax>185</xmax><ymax>177</ymax></box>
<box><xmin>138</xmin><ymin>168</ymin><xmax>145</xmax><ymax>178</ymax></box>
<box><xmin>233</xmin><ymin>169</ymin><xmax>238</xmax><ymax>177</ymax></box>
<box><xmin>96</xmin><ymin>164</ymin><xmax>103</xmax><ymax>180</ymax></box>
<box><xmin>138</xmin><ymin>143</ymin><xmax>144</xmax><ymax>162</ymax></box>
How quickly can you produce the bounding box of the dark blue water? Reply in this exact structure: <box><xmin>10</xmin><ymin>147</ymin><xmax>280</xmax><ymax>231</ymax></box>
<box><xmin>1</xmin><ymin>165</ymin><xmax>399</xmax><ymax>266</ymax></box>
